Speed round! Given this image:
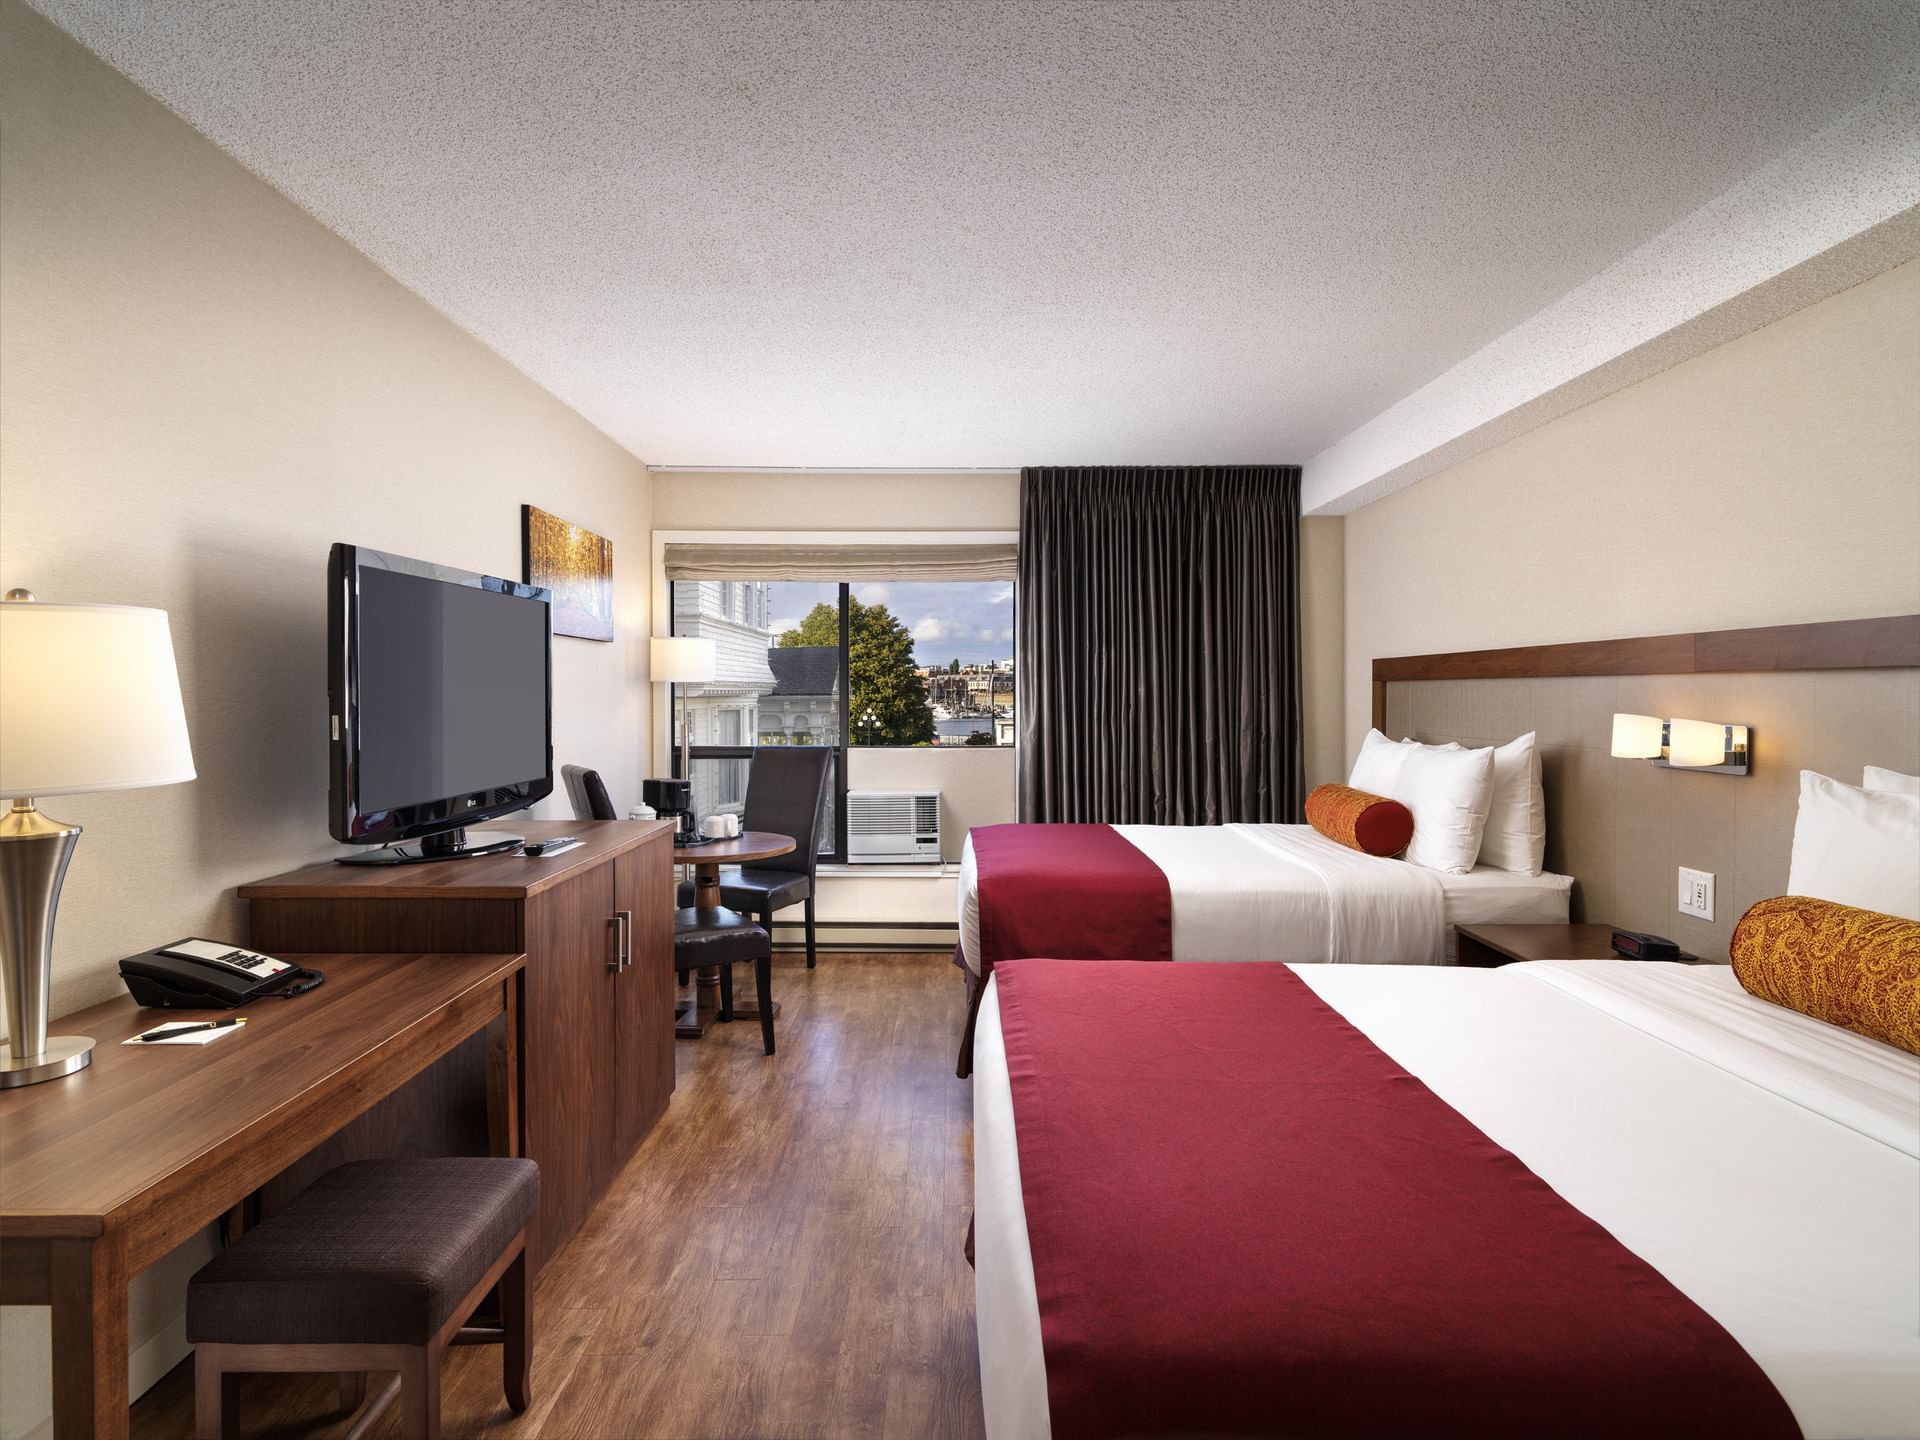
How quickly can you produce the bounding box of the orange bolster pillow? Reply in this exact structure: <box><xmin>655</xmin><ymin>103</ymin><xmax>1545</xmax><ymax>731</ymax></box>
<box><xmin>1731</xmin><ymin>896</ymin><xmax>1920</xmax><ymax>1056</ymax></box>
<box><xmin>1306</xmin><ymin>783</ymin><xmax>1414</xmax><ymax>858</ymax></box>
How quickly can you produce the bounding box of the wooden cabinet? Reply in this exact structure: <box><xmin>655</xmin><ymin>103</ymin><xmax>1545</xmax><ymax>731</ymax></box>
<box><xmin>612</xmin><ymin>842</ymin><xmax>673</xmax><ymax>1161</ymax></box>
<box><xmin>242</xmin><ymin>820</ymin><xmax>676</xmax><ymax>1269</ymax></box>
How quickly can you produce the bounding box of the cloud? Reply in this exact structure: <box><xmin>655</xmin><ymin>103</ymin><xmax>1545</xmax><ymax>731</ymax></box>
<box><xmin>912</xmin><ymin>616</ymin><xmax>955</xmax><ymax>642</ymax></box>
<box><xmin>768</xmin><ymin>616</ymin><xmax>799</xmax><ymax>635</ymax></box>
<box><xmin>988</xmin><ymin>585</ymin><xmax>1014</xmax><ymax>605</ymax></box>
<box><xmin>855</xmin><ymin>583</ymin><xmax>891</xmax><ymax>604</ymax></box>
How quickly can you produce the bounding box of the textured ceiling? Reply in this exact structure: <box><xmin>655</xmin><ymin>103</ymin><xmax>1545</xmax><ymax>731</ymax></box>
<box><xmin>33</xmin><ymin>0</ymin><xmax>1920</xmax><ymax>469</ymax></box>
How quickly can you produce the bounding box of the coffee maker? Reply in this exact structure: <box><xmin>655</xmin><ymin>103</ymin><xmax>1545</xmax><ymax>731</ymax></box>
<box><xmin>642</xmin><ymin>778</ymin><xmax>703</xmax><ymax>843</ymax></box>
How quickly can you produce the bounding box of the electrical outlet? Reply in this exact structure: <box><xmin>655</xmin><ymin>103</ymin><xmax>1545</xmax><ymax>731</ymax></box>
<box><xmin>1677</xmin><ymin>866</ymin><xmax>1714</xmax><ymax>921</ymax></box>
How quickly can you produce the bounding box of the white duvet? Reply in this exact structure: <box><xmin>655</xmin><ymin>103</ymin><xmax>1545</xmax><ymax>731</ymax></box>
<box><xmin>974</xmin><ymin>961</ymin><xmax>1920</xmax><ymax>1440</ymax></box>
<box><xmin>960</xmin><ymin>823</ymin><xmax>1572</xmax><ymax>973</ymax></box>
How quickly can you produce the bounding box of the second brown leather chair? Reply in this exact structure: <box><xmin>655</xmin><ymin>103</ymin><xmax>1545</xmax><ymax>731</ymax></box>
<box><xmin>676</xmin><ymin>747</ymin><xmax>832</xmax><ymax>967</ymax></box>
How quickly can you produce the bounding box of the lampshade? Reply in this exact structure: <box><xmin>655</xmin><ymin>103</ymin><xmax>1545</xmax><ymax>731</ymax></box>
<box><xmin>0</xmin><ymin>602</ymin><xmax>196</xmax><ymax>797</ymax></box>
<box><xmin>1666</xmin><ymin>718</ymin><xmax>1727</xmax><ymax>768</ymax></box>
<box><xmin>650</xmin><ymin>635</ymin><xmax>717</xmax><ymax>685</ymax></box>
<box><xmin>1609</xmin><ymin>713</ymin><xmax>1664</xmax><ymax>759</ymax></box>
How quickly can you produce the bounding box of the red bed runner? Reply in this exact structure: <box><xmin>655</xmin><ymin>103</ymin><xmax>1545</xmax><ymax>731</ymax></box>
<box><xmin>971</xmin><ymin>823</ymin><xmax>1172</xmax><ymax>978</ymax></box>
<box><xmin>996</xmin><ymin>960</ymin><xmax>1801</xmax><ymax>1440</ymax></box>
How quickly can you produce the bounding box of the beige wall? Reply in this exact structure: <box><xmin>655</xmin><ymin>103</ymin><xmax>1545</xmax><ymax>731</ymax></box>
<box><xmin>652</xmin><ymin>468</ymin><xmax>1019</xmax><ymax>530</ymax></box>
<box><xmin>1345</xmin><ymin>258</ymin><xmax>1920</xmax><ymax>953</ymax></box>
<box><xmin>1298</xmin><ymin>515</ymin><xmax>1344</xmax><ymax>788</ymax></box>
<box><xmin>1344</xmin><ymin>257</ymin><xmax>1920</xmax><ymax>760</ymax></box>
<box><xmin>0</xmin><ymin>7</ymin><xmax>650</xmax><ymax>1429</ymax></box>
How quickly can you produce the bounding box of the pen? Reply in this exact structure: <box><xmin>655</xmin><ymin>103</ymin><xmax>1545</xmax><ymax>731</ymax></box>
<box><xmin>134</xmin><ymin>1017</ymin><xmax>247</xmax><ymax>1043</ymax></box>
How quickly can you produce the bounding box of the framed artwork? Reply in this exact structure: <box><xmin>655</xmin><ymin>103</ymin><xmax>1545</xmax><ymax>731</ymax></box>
<box><xmin>521</xmin><ymin>504</ymin><xmax>614</xmax><ymax>642</ymax></box>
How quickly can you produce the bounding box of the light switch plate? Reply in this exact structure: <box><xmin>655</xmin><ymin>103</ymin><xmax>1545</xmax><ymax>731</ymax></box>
<box><xmin>1677</xmin><ymin>866</ymin><xmax>1714</xmax><ymax>921</ymax></box>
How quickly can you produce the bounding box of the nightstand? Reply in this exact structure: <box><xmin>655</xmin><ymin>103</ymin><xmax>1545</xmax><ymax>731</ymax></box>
<box><xmin>1454</xmin><ymin>922</ymin><xmax>1702</xmax><ymax>968</ymax></box>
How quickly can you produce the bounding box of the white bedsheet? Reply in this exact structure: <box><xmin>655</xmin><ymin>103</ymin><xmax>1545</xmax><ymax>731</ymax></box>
<box><xmin>973</xmin><ymin>961</ymin><xmax>1920</xmax><ymax>1440</ymax></box>
<box><xmin>958</xmin><ymin>824</ymin><xmax>1571</xmax><ymax>974</ymax></box>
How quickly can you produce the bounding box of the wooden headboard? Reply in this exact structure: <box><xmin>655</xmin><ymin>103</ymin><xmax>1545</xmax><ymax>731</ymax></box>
<box><xmin>1371</xmin><ymin>615</ymin><xmax>1920</xmax><ymax>731</ymax></box>
<box><xmin>1369</xmin><ymin>614</ymin><xmax>1920</xmax><ymax>958</ymax></box>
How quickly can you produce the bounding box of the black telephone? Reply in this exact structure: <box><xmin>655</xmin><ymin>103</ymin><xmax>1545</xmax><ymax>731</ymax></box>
<box><xmin>1610</xmin><ymin>928</ymin><xmax>1681</xmax><ymax>962</ymax></box>
<box><xmin>119</xmin><ymin>938</ymin><xmax>325</xmax><ymax>1009</ymax></box>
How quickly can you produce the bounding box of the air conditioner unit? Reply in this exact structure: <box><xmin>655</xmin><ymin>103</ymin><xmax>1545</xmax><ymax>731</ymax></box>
<box><xmin>847</xmin><ymin>789</ymin><xmax>942</xmax><ymax>864</ymax></box>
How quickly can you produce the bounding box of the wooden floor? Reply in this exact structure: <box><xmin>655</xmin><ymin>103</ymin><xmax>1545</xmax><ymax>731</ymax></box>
<box><xmin>130</xmin><ymin>952</ymin><xmax>987</xmax><ymax>1440</ymax></box>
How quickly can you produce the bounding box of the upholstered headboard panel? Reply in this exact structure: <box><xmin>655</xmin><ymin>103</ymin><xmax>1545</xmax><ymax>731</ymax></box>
<box><xmin>1372</xmin><ymin>617</ymin><xmax>1920</xmax><ymax>962</ymax></box>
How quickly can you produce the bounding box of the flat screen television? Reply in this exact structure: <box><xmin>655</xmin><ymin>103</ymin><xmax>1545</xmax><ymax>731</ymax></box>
<box><xmin>328</xmin><ymin>543</ymin><xmax>553</xmax><ymax>863</ymax></box>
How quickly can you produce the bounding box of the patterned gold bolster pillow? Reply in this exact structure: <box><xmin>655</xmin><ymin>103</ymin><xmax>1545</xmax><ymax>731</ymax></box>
<box><xmin>1731</xmin><ymin>896</ymin><xmax>1920</xmax><ymax>1056</ymax></box>
<box><xmin>1306</xmin><ymin>783</ymin><xmax>1415</xmax><ymax>858</ymax></box>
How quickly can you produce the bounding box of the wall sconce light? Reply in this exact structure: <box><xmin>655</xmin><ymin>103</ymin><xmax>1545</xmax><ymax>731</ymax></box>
<box><xmin>1610</xmin><ymin>713</ymin><xmax>1664</xmax><ymax>759</ymax></box>
<box><xmin>1610</xmin><ymin>713</ymin><xmax>1750</xmax><ymax>775</ymax></box>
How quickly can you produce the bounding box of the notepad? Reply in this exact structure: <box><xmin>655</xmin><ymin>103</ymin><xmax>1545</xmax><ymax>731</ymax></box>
<box><xmin>124</xmin><ymin>1022</ymin><xmax>244</xmax><ymax>1046</ymax></box>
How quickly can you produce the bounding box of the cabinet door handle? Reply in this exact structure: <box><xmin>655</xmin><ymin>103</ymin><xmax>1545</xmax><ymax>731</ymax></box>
<box><xmin>607</xmin><ymin>913</ymin><xmax>623</xmax><ymax>973</ymax></box>
<box><xmin>617</xmin><ymin>909</ymin><xmax>634</xmax><ymax>971</ymax></box>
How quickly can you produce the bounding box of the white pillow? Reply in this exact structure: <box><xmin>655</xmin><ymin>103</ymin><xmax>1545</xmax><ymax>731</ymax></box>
<box><xmin>1471</xmin><ymin>733</ymin><xmax>1546</xmax><ymax>876</ymax></box>
<box><xmin>1397</xmin><ymin>744</ymin><xmax>1498</xmax><ymax>874</ymax></box>
<box><xmin>1787</xmin><ymin>770</ymin><xmax>1920</xmax><ymax>920</ymax></box>
<box><xmin>1864</xmin><ymin>765</ymin><xmax>1920</xmax><ymax>796</ymax></box>
<box><xmin>1363</xmin><ymin>731</ymin><xmax>1546</xmax><ymax>877</ymax></box>
<box><xmin>1346</xmin><ymin>728</ymin><xmax>1412</xmax><ymax>797</ymax></box>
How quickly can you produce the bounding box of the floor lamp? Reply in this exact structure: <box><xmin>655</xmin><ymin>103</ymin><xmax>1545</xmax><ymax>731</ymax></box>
<box><xmin>0</xmin><ymin>591</ymin><xmax>196</xmax><ymax>1086</ymax></box>
<box><xmin>650</xmin><ymin>636</ymin><xmax>717</xmax><ymax>783</ymax></box>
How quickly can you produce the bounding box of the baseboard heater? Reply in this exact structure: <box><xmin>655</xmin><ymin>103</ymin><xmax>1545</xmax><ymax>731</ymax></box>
<box><xmin>770</xmin><ymin>919</ymin><xmax>958</xmax><ymax>952</ymax></box>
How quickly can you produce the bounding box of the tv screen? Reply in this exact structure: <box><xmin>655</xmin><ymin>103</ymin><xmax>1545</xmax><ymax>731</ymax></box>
<box><xmin>328</xmin><ymin>544</ymin><xmax>553</xmax><ymax>851</ymax></box>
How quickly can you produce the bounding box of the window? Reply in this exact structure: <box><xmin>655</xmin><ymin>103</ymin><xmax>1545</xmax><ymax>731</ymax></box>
<box><xmin>670</xmin><ymin>574</ymin><xmax>1016</xmax><ymax>857</ymax></box>
<box><xmin>714</xmin><ymin>710</ymin><xmax>746</xmax><ymax>807</ymax></box>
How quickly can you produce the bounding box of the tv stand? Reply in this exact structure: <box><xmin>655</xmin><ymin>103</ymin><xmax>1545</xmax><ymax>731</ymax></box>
<box><xmin>242</xmin><ymin>819</ymin><xmax>676</xmax><ymax>1269</ymax></box>
<box><xmin>334</xmin><ymin>825</ymin><xmax>525</xmax><ymax>866</ymax></box>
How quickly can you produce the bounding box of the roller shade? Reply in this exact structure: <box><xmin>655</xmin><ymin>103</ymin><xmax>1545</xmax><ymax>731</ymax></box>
<box><xmin>663</xmin><ymin>542</ymin><xmax>1016</xmax><ymax>583</ymax></box>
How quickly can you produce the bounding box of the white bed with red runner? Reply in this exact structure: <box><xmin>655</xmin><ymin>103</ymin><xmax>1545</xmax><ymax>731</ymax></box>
<box><xmin>973</xmin><ymin>959</ymin><xmax>1920</xmax><ymax>1439</ymax></box>
<box><xmin>958</xmin><ymin>822</ymin><xmax>1573</xmax><ymax>975</ymax></box>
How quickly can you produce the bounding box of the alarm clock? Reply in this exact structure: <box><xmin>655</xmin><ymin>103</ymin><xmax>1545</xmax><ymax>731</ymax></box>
<box><xmin>1610</xmin><ymin>928</ymin><xmax>1681</xmax><ymax>962</ymax></box>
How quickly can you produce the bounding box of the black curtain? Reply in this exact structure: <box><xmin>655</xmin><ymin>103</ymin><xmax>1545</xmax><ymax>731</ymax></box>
<box><xmin>1016</xmin><ymin>465</ymin><xmax>1304</xmax><ymax>825</ymax></box>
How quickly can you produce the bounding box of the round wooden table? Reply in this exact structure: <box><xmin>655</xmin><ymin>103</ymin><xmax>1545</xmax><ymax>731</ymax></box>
<box><xmin>672</xmin><ymin>830</ymin><xmax>795</xmax><ymax>1037</ymax></box>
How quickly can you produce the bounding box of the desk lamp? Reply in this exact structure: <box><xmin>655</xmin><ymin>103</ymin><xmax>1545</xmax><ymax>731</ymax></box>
<box><xmin>0</xmin><ymin>591</ymin><xmax>195</xmax><ymax>1085</ymax></box>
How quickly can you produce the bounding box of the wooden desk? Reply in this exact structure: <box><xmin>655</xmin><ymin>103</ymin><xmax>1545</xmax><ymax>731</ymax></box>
<box><xmin>0</xmin><ymin>951</ymin><xmax>524</xmax><ymax>1440</ymax></box>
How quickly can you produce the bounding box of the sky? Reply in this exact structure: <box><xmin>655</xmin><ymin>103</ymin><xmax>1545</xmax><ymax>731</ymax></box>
<box><xmin>765</xmin><ymin>580</ymin><xmax>1015</xmax><ymax>667</ymax></box>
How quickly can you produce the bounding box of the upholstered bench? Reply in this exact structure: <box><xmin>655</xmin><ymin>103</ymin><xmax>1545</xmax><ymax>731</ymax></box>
<box><xmin>187</xmin><ymin>1157</ymin><xmax>539</xmax><ymax>1440</ymax></box>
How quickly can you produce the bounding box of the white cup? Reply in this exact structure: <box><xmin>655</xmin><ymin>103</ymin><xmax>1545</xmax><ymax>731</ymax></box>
<box><xmin>723</xmin><ymin>814</ymin><xmax>742</xmax><ymax>837</ymax></box>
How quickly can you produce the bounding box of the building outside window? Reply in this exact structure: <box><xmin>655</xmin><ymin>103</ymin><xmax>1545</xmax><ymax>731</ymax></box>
<box><xmin>669</xmin><ymin>573</ymin><xmax>1015</xmax><ymax>856</ymax></box>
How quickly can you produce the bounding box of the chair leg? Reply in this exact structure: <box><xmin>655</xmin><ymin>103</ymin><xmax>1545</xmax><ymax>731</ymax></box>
<box><xmin>756</xmin><ymin>955</ymin><xmax>775</xmax><ymax>1055</ymax></box>
<box><xmin>193</xmin><ymin>1349</ymin><xmax>240</xmax><ymax>1440</ymax></box>
<box><xmin>718</xmin><ymin>960</ymin><xmax>733</xmax><ymax>1021</ymax></box>
<box><xmin>399</xmin><ymin>1342</ymin><xmax>442</xmax><ymax>1440</ymax></box>
<box><xmin>805</xmin><ymin>895</ymin><xmax>818</xmax><ymax>969</ymax></box>
<box><xmin>502</xmin><ymin>1245</ymin><xmax>532</xmax><ymax>1413</ymax></box>
<box><xmin>338</xmin><ymin>1370</ymin><xmax>367</xmax><ymax>1413</ymax></box>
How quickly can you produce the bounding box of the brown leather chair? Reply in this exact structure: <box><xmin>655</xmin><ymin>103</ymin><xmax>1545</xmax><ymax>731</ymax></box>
<box><xmin>676</xmin><ymin>747</ymin><xmax>832</xmax><ymax>967</ymax></box>
<box><xmin>561</xmin><ymin>763</ymin><xmax>618</xmax><ymax>822</ymax></box>
<box><xmin>674</xmin><ymin>907</ymin><xmax>775</xmax><ymax>1054</ymax></box>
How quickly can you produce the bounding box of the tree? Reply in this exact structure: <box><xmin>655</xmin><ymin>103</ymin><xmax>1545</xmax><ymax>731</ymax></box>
<box><xmin>948</xmin><ymin>658</ymin><xmax>961</xmax><ymax>674</ymax></box>
<box><xmin>780</xmin><ymin>598</ymin><xmax>936</xmax><ymax>746</ymax></box>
